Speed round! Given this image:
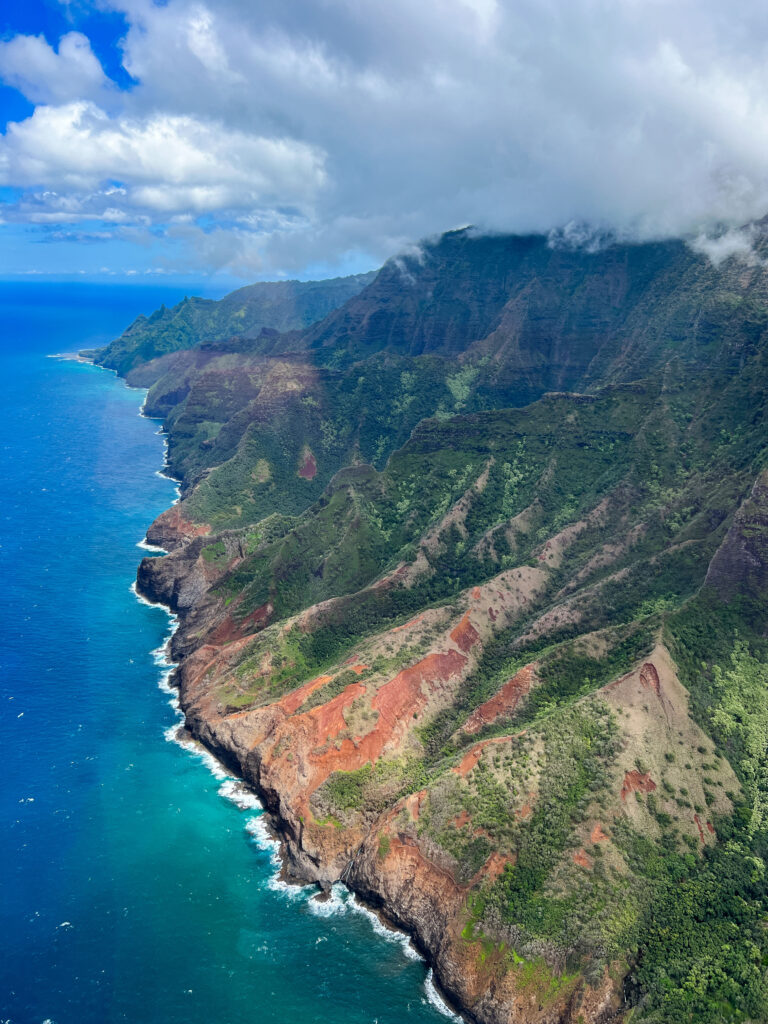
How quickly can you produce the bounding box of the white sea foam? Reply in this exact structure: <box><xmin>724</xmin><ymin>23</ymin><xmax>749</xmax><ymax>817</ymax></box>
<box><xmin>164</xmin><ymin>724</ymin><xmax>230</xmax><ymax>779</ymax></box>
<box><xmin>129</xmin><ymin>580</ymin><xmax>165</xmax><ymax>609</ymax></box>
<box><xmin>245</xmin><ymin>815</ymin><xmax>281</xmax><ymax>865</ymax></box>
<box><xmin>158</xmin><ymin>674</ymin><xmax>179</xmax><ymax>712</ymax></box>
<box><xmin>244</xmin><ymin>816</ymin><xmax>313</xmax><ymax>899</ymax></box>
<box><xmin>348</xmin><ymin>893</ymin><xmax>423</xmax><ymax>961</ymax></box>
<box><xmin>137</xmin><ymin>538</ymin><xmax>167</xmax><ymax>553</ymax></box>
<box><xmin>218</xmin><ymin>779</ymin><xmax>262</xmax><ymax>810</ymax></box>
<box><xmin>306</xmin><ymin>883</ymin><xmax>349</xmax><ymax>918</ymax></box>
<box><xmin>424</xmin><ymin>969</ymin><xmax>463</xmax><ymax>1021</ymax></box>
<box><xmin>151</xmin><ymin>641</ymin><xmax>173</xmax><ymax>667</ymax></box>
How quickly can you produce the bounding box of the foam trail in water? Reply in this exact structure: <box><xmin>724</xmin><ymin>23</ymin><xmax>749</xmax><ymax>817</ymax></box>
<box><xmin>425</xmin><ymin>970</ymin><xmax>463</xmax><ymax>1021</ymax></box>
<box><xmin>348</xmin><ymin>893</ymin><xmax>423</xmax><ymax>961</ymax></box>
<box><xmin>164</xmin><ymin>722</ymin><xmax>230</xmax><ymax>779</ymax></box>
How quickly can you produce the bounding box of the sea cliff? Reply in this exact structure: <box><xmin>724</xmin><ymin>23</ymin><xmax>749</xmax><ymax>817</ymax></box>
<box><xmin>99</xmin><ymin>229</ymin><xmax>768</xmax><ymax>1024</ymax></box>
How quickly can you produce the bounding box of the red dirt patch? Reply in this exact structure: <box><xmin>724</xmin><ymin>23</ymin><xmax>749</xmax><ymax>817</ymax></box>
<box><xmin>304</xmin><ymin>650</ymin><xmax>467</xmax><ymax>795</ymax></box>
<box><xmin>454</xmin><ymin>736</ymin><xmax>526</xmax><ymax>778</ymax></box>
<box><xmin>482</xmin><ymin>851</ymin><xmax>514</xmax><ymax>882</ymax></box>
<box><xmin>462</xmin><ymin>664</ymin><xmax>535</xmax><ymax>735</ymax></box>
<box><xmin>209</xmin><ymin>601</ymin><xmax>273</xmax><ymax>645</ymax></box>
<box><xmin>450</xmin><ymin>611</ymin><xmax>480</xmax><ymax>654</ymax></box>
<box><xmin>452</xmin><ymin>809</ymin><xmax>472</xmax><ymax>828</ymax></box>
<box><xmin>471</xmin><ymin>587</ymin><xmax>482</xmax><ymax>600</ymax></box>
<box><xmin>309</xmin><ymin>682</ymin><xmax>365</xmax><ymax>738</ymax></box>
<box><xmin>639</xmin><ymin>662</ymin><xmax>661</xmax><ymax>698</ymax></box>
<box><xmin>375</xmin><ymin>650</ymin><xmax>467</xmax><ymax>730</ymax></box>
<box><xmin>621</xmin><ymin>770</ymin><xmax>657</xmax><ymax>801</ymax></box>
<box><xmin>518</xmin><ymin>800</ymin><xmax>533</xmax><ymax>820</ymax></box>
<box><xmin>488</xmin><ymin>607</ymin><xmax>497</xmax><ymax>622</ymax></box>
<box><xmin>573</xmin><ymin>848</ymin><xmax>592</xmax><ymax>869</ymax></box>
<box><xmin>298</xmin><ymin>449</ymin><xmax>317</xmax><ymax>480</ymax></box>
<box><xmin>694</xmin><ymin>813</ymin><xmax>706</xmax><ymax>843</ymax></box>
<box><xmin>280</xmin><ymin>674</ymin><xmax>334</xmax><ymax>715</ymax></box>
<box><xmin>349</xmin><ymin>664</ymin><xmax>370</xmax><ymax>675</ymax></box>
<box><xmin>153</xmin><ymin>504</ymin><xmax>211</xmax><ymax>543</ymax></box>
<box><xmin>590</xmin><ymin>823</ymin><xmax>610</xmax><ymax>844</ymax></box>
<box><xmin>455</xmin><ymin>739</ymin><xmax>497</xmax><ymax>777</ymax></box>
<box><xmin>707</xmin><ymin>820</ymin><xmax>716</xmax><ymax>835</ymax></box>
<box><xmin>391</xmin><ymin>614</ymin><xmax>424</xmax><ymax>633</ymax></box>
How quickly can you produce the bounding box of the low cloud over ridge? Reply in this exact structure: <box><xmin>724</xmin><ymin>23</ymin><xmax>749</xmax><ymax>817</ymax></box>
<box><xmin>3</xmin><ymin>0</ymin><xmax>768</xmax><ymax>276</ymax></box>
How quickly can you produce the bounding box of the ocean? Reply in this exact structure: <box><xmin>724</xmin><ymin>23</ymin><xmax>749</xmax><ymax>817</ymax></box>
<box><xmin>0</xmin><ymin>282</ymin><xmax>456</xmax><ymax>1024</ymax></box>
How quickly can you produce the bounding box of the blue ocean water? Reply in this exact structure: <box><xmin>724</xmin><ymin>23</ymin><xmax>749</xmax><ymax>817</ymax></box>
<box><xmin>0</xmin><ymin>284</ymin><xmax>455</xmax><ymax>1024</ymax></box>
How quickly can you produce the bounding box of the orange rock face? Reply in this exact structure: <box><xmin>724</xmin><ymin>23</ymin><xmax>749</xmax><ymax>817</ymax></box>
<box><xmin>374</xmin><ymin>650</ymin><xmax>467</xmax><ymax>731</ymax></box>
<box><xmin>462</xmin><ymin>664</ymin><xmax>535</xmax><ymax>735</ymax></box>
<box><xmin>148</xmin><ymin>504</ymin><xmax>211</xmax><ymax>547</ymax></box>
<box><xmin>268</xmin><ymin>650</ymin><xmax>470</xmax><ymax>803</ymax></box>
<box><xmin>621</xmin><ymin>770</ymin><xmax>657</xmax><ymax>801</ymax></box>
<box><xmin>453</xmin><ymin>737</ymin><xmax>508</xmax><ymax>777</ymax></box>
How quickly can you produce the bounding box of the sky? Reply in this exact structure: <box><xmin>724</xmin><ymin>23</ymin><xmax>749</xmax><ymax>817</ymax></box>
<box><xmin>2</xmin><ymin>0</ymin><xmax>768</xmax><ymax>283</ymax></box>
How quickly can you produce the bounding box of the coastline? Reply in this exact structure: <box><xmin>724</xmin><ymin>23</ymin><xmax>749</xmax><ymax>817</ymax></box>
<box><xmin>88</xmin><ymin>347</ymin><xmax>626</xmax><ymax>1024</ymax></box>
<box><xmin>97</xmin><ymin>360</ymin><xmax>470</xmax><ymax>1021</ymax></box>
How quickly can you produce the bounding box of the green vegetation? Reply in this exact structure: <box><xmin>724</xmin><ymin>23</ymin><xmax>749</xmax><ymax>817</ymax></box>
<box><xmin>126</xmin><ymin>228</ymin><xmax>768</xmax><ymax>1021</ymax></box>
<box><xmin>95</xmin><ymin>272</ymin><xmax>375</xmax><ymax>375</ymax></box>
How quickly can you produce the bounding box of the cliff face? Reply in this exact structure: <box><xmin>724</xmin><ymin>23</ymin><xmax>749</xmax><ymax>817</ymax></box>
<box><xmin>704</xmin><ymin>469</ymin><xmax>768</xmax><ymax>603</ymax></box>
<box><xmin>123</xmin><ymin>229</ymin><xmax>768</xmax><ymax>1024</ymax></box>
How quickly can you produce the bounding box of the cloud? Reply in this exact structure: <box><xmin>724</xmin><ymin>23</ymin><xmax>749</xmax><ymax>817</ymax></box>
<box><xmin>0</xmin><ymin>31</ymin><xmax>110</xmax><ymax>105</ymax></box>
<box><xmin>689</xmin><ymin>225</ymin><xmax>763</xmax><ymax>267</ymax></box>
<box><xmin>5</xmin><ymin>0</ymin><xmax>768</xmax><ymax>275</ymax></box>
<box><xmin>0</xmin><ymin>101</ymin><xmax>326</xmax><ymax>215</ymax></box>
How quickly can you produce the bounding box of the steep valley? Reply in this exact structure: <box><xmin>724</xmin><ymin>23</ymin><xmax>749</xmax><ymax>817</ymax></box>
<box><xmin>94</xmin><ymin>229</ymin><xmax>768</xmax><ymax>1024</ymax></box>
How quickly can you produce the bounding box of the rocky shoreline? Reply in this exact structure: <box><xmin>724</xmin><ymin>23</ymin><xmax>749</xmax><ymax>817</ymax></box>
<box><xmin>134</xmin><ymin>508</ymin><xmax>626</xmax><ymax>1024</ymax></box>
<box><xmin>134</xmin><ymin>524</ymin><xmax>474</xmax><ymax>1023</ymax></box>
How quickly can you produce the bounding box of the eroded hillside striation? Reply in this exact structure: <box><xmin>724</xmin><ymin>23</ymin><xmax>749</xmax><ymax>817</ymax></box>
<box><xmin>99</xmin><ymin>229</ymin><xmax>768</xmax><ymax>1024</ymax></box>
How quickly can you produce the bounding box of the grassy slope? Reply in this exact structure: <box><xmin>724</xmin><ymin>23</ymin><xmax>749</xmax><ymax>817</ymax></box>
<box><xmin>136</xmin><ymin>231</ymin><xmax>768</xmax><ymax>1021</ymax></box>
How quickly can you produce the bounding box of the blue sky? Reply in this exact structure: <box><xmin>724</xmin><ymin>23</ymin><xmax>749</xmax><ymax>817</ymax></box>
<box><xmin>3</xmin><ymin>0</ymin><xmax>768</xmax><ymax>284</ymax></box>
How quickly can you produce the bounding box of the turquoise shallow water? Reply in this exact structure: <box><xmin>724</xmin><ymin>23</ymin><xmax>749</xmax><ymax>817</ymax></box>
<box><xmin>0</xmin><ymin>284</ymin><xmax>455</xmax><ymax>1024</ymax></box>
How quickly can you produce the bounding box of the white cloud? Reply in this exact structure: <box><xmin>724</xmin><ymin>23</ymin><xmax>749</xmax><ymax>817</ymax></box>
<box><xmin>5</xmin><ymin>0</ymin><xmax>768</xmax><ymax>274</ymax></box>
<box><xmin>0</xmin><ymin>101</ymin><xmax>326</xmax><ymax>215</ymax></box>
<box><xmin>689</xmin><ymin>225</ymin><xmax>762</xmax><ymax>267</ymax></box>
<box><xmin>0</xmin><ymin>31</ymin><xmax>110</xmax><ymax>105</ymax></box>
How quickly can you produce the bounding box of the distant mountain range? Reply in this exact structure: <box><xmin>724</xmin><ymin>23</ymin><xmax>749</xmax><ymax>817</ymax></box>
<box><xmin>93</xmin><ymin>271</ymin><xmax>376</xmax><ymax>375</ymax></box>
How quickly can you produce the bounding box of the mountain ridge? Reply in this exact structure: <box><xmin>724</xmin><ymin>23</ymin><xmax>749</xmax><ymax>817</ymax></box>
<box><xmin>90</xmin><ymin>270</ymin><xmax>376</xmax><ymax>375</ymax></box>
<box><xmin>96</xmin><ymin>228</ymin><xmax>768</xmax><ymax>1024</ymax></box>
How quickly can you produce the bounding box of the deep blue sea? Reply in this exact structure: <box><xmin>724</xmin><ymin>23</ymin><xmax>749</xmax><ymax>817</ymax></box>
<box><xmin>0</xmin><ymin>283</ymin><xmax>455</xmax><ymax>1024</ymax></box>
